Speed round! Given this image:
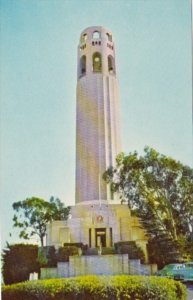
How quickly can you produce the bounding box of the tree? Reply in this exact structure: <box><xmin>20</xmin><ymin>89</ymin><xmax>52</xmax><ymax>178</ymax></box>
<box><xmin>2</xmin><ymin>243</ymin><xmax>39</xmax><ymax>284</ymax></box>
<box><xmin>12</xmin><ymin>197</ymin><xmax>70</xmax><ymax>246</ymax></box>
<box><xmin>103</xmin><ymin>147</ymin><xmax>193</xmax><ymax>266</ymax></box>
<box><xmin>49</xmin><ymin>196</ymin><xmax>71</xmax><ymax>220</ymax></box>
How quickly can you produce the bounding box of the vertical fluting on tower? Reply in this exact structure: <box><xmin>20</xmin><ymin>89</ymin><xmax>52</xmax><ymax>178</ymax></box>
<box><xmin>76</xmin><ymin>26</ymin><xmax>121</xmax><ymax>204</ymax></box>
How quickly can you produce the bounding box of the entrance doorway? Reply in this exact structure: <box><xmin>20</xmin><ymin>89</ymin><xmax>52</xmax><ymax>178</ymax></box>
<box><xmin>95</xmin><ymin>228</ymin><xmax>106</xmax><ymax>247</ymax></box>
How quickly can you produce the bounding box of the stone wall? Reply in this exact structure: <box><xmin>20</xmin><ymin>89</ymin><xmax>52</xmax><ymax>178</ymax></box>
<box><xmin>40</xmin><ymin>255</ymin><xmax>157</xmax><ymax>279</ymax></box>
<box><xmin>128</xmin><ymin>259</ymin><xmax>157</xmax><ymax>275</ymax></box>
<box><xmin>67</xmin><ymin>254</ymin><xmax>128</xmax><ymax>277</ymax></box>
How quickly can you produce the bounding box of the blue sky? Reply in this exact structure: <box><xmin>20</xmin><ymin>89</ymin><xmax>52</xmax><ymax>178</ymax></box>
<box><xmin>1</xmin><ymin>0</ymin><xmax>192</xmax><ymax>247</ymax></box>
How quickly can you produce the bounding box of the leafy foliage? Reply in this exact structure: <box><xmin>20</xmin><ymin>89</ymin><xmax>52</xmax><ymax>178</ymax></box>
<box><xmin>57</xmin><ymin>246</ymin><xmax>79</xmax><ymax>262</ymax></box>
<box><xmin>103</xmin><ymin>147</ymin><xmax>193</xmax><ymax>266</ymax></box>
<box><xmin>2</xmin><ymin>243</ymin><xmax>39</xmax><ymax>285</ymax></box>
<box><xmin>49</xmin><ymin>196</ymin><xmax>71</xmax><ymax>221</ymax></box>
<box><xmin>63</xmin><ymin>243</ymin><xmax>88</xmax><ymax>255</ymax></box>
<box><xmin>2</xmin><ymin>275</ymin><xmax>186</xmax><ymax>300</ymax></box>
<box><xmin>37</xmin><ymin>247</ymin><xmax>48</xmax><ymax>267</ymax></box>
<box><xmin>114</xmin><ymin>241</ymin><xmax>145</xmax><ymax>263</ymax></box>
<box><xmin>37</xmin><ymin>246</ymin><xmax>57</xmax><ymax>267</ymax></box>
<box><xmin>12</xmin><ymin>197</ymin><xmax>70</xmax><ymax>246</ymax></box>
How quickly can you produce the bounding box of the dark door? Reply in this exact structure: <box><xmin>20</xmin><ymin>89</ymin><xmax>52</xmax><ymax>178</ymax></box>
<box><xmin>95</xmin><ymin>228</ymin><xmax>106</xmax><ymax>247</ymax></box>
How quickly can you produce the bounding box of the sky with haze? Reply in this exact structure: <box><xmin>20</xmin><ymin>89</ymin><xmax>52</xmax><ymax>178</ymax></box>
<box><xmin>1</xmin><ymin>0</ymin><xmax>192</xmax><ymax>247</ymax></box>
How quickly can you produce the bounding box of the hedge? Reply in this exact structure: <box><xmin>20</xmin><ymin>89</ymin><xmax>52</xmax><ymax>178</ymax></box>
<box><xmin>2</xmin><ymin>244</ymin><xmax>39</xmax><ymax>285</ymax></box>
<box><xmin>114</xmin><ymin>241</ymin><xmax>145</xmax><ymax>263</ymax></box>
<box><xmin>57</xmin><ymin>246</ymin><xmax>79</xmax><ymax>262</ymax></box>
<box><xmin>2</xmin><ymin>275</ymin><xmax>186</xmax><ymax>300</ymax></box>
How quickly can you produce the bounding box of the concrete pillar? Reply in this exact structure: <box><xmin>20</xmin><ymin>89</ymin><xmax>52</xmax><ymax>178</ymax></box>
<box><xmin>91</xmin><ymin>228</ymin><xmax>95</xmax><ymax>247</ymax></box>
<box><xmin>106</xmin><ymin>227</ymin><xmax>110</xmax><ymax>247</ymax></box>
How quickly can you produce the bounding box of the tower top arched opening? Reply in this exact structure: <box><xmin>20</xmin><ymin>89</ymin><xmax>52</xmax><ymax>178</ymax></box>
<box><xmin>79</xmin><ymin>26</ymin><xmax>114</xmax><ymax>44</ymax></box>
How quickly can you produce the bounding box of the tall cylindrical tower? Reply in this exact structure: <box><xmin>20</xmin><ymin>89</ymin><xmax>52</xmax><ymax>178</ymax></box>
<box><xmin>76</xmin><ymin>26</ymin><xmax>121</xmax><ymax>204</ymax></box>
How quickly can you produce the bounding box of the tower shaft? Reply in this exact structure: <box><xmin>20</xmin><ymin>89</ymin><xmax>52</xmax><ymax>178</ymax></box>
<box><xmin>76</xmin><ymin>26</ymin><xmax>121</xmax><ymax>204</ymax></box>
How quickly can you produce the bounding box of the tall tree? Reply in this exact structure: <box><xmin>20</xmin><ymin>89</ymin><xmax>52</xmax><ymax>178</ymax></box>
<box><xmin>103</xmin><ymin>147</ymin><xmax>193</xmax><ymax>266</ymax></box>
<box><xmin>12</xmin><ymin>197</ymin><xmax>70</xmax><ymax>246</ymax></box>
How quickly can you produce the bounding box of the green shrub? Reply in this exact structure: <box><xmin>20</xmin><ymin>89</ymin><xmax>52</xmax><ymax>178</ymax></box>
<box><xmin>57</xmin><ymin>246</ymin><xmax>79</xmax><ymax>262</ymax></box>
<box><xmin>99</xmin><ymin>247</ymin><xmax>116</xmax><ymax>255</ymax></box>
<box><xmin>37</xmin><ymin>247</ymin><xmax>48</xmax><ymax>267</ymax></box>
<box><xmin>2</xmin><ymin>275</ymin><xmax>186</xmax><ymax>300</ymax></box>
<box><xmin>114</xmin><ymin>241</ymin><xmax>145</xmax><ymax>263</ymax></box>
<box><xmin>2</xmin><ymin>244</ymin><xmax>39</xmax><ymax>285</ymax></box>
<box><xmin>63</xmin><ymin>243</ymin><xmax>87</xmax><ymax>249</ymax></box>
<box><xmin>85</xmin><ymin>247</ymin><xmax>98</xmax><ymax>255</ymax></box>
<box><xmin>63</xmin><ymin>243</ymin><xmax>88</xmax><ymax>255</ymax></box>
<box><xmin>84</xmin><ymin>247</ymin><xmax>116</xmax><ymax>255</ymax></box>
<box><xmin>38</xmin><ymin>246</ymin><xmax>57</xmax><ymax>267</ymax></box>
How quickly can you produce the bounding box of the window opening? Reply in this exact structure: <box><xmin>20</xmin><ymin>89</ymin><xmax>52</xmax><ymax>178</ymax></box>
<box><xmin>93</xmin><ymin>52</ymin><xmax>102</xmax><ymax>72</ymax></box>
<box><xmin>80</xmin><ymin>44</ymin><xmax>86</xmax><ymax>50</ymax></box>
<box><xmin>107</xmin><ymin>43</ymin><xmax>113</xmax><ymax>50</ymax></box>
<box><xmin>93</xmin><ymin>31</ymin><xmax>100</xmax><ymax>39</ymax></box>
<box><xmin>106</xmin><ymin>33</ymin><xmax>112</xmax><ymax>42</ymax></box>
<box><xmin>80</xmin><ymin>55</ymin><xmax>86</xmax><ymax>76</ymax></box>
<box><xmin>108</xmin><ymin>55</ymin><xmax>115</xmax><ymax>74</ymax></box>
<box><xmin>83</xmin><ymin>33</ymin><xmax>87</xmax><ymax>41</ymax></box>
<box><xmin>81</xmin><ymin>33</ymin><xmax>88</xmax><ymax>43</ymax></box>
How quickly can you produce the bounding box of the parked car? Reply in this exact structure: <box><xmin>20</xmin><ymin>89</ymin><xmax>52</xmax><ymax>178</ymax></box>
<box><xmin>156</xmin><ymin>263</ymin><xmax>193</xmax><ymax>282</ymax></box>
<box><xmin>184</xmin><ymin>262</ymin><xmax>193</xmax><ymax>269</ymax></box>
<box><xmin>156</xmin><ymin>264</ymin><xmax>185</xmax><ymax>278</ymax></box>
<box><xmin>178</xmin><ymin>262</ymin><xmax>193</xmax><ymax>282</ymax></box>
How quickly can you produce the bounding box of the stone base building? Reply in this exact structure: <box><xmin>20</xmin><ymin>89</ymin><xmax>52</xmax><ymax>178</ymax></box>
<box><xmin>47</xmin><ymin>200</ymin><xmax>148</xmax><ymax>262</ymax></box>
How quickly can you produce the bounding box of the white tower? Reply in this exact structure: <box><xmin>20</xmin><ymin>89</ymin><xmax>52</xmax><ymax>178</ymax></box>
<box><xmin>47</xmin><ymin>26</ymin><xmax>148</xmax><ymax>257</ymax></box>
<box><xmin>76</xmin><ymin>26</ymin><xmax>121</xmax><ymax>204</ymax></box>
